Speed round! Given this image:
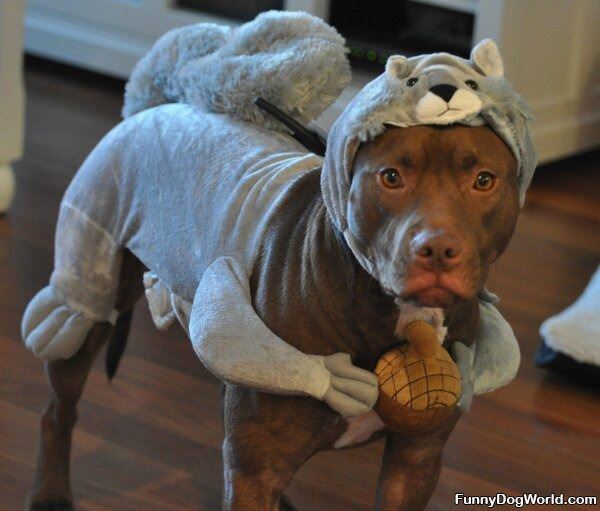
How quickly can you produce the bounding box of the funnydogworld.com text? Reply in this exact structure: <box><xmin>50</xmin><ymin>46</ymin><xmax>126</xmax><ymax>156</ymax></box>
<box><xmin>454</xmin><ymin>493</ymin><xmax>597</xmax><ymax>508</ymax></box>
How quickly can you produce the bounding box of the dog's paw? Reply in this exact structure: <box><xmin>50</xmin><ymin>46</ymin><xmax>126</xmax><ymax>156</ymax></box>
<box><xmin>28</xmin><ymin>500</ymin><xmax>74</xmax><ymax>511</ymax></box>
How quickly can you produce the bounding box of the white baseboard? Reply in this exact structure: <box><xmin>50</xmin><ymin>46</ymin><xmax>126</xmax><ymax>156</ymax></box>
<box><xmin>25</xmin><ymin>3</ymin><xmax>237</xmax><ymax>79</ymax></box>
<box><xmin>26</xmin><ymin>9</ymin><xmax>154</xmax><ymax>78</ymax></box>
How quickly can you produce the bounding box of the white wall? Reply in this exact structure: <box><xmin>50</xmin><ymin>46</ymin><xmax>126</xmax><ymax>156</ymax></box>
<box><xmin>492</xmin><ymin>0</ymin><xmax>600</xmax><ymax>163</ymax></box>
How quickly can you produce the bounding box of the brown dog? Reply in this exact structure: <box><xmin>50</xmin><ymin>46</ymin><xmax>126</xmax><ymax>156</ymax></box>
<box><xmin>27</xmin><ymin>123</ymin><xmax>519</xmax><ymax>511</ymax></box>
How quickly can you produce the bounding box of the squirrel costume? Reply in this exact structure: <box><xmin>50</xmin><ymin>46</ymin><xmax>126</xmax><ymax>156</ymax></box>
<box><xmin>22</xmin><ymin>11</ymin><xmax>536</xmax><ymax>418</ymax></box>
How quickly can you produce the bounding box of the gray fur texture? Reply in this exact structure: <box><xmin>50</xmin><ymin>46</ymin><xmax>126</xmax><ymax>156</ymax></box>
<box><xmin>123</xmin><ymin>10</ymin><xmax>351</xmax><ymax>132</ymax></box>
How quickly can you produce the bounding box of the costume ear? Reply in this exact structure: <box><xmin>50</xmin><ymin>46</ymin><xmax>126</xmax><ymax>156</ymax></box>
<box><xmin>385</xmin><ymin>55</ymin><xmax>409</xmax><ymax>79</ymax></box>
<box><xmin>471</xmin><ymin>39</ymin><xmax>504</xmax><ymax>77</ymax></box>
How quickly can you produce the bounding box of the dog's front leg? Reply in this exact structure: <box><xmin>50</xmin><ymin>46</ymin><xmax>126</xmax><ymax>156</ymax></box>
<box><xmin>223</xmin><ymin>467</ymin><xmax>289</xmax><ymax>511</ymax></box>
<box><xmin>222</xmin><ymin>383</ymin><xmax>345</xmax><ymax>511</ymax></box>
<box><xmin>375</xmin><ymin>411</ymin><xmax>460</xmax><ymax>511</ymax></box>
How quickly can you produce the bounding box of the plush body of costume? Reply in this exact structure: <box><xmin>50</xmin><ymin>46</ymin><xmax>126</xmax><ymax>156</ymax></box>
<box><xmin>22</xmin><ymin>11</ymin><xmax>536</xmax><ymax>416</ymax></box>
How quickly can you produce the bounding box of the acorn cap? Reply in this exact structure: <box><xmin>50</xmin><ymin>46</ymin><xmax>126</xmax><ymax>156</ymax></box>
<box><xmin>404</xmin><ymin>320</ymin><xmax>439</xmax><ymax>358</ymax></box>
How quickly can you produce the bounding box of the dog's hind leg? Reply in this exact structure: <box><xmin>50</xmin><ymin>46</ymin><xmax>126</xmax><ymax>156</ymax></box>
<box><xmin>26</xmin><ymin>250</ymin><xmax>145</xmax><ymax>511</ymax></box>
<box><xmin>26</xmin><ymin>322</ymin><xmax>112</xmax><ymax>511</ymax></box>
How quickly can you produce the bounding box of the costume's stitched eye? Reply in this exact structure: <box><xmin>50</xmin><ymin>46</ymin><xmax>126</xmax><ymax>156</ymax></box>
<box><xmin>473</xmin><ymin>171</ymin><xmax>497</xmax><ymax>191</ymax></box>
<box><xmin>465</xmin><ymin>79</ymin><xmax>479</xmax><ymax>90</ymax></box>
<box><xmin>406</xmin><ymin>77</ymin><xmax>419</xmax><ymax>87</ymax></box>
<box><xmin>379</xmin><ymin>168</ymin><xmax>404</xmax><ymax>189</ymax></box>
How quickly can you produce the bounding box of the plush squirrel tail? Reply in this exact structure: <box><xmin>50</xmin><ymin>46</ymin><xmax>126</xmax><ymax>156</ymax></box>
<box><xmin>122</xmin><ymin>22</ymin><xmax>231</xmax><ymax>118</ymax></box>
<box><xmin>122</xmin><ymin>11</ymin><xmax>351</xmax><ymax>132</ymax></box>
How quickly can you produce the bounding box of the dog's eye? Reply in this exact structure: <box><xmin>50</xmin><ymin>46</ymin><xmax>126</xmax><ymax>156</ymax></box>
<box><xmin>379</xmin><ymin>168</ymin><xmax>404</xmax><ymax>189</ymax></box>
<box><xmin>406</xmin><ymin>77</ymin><xmax>419</xmax><ymax>87</ymax></box>
<box><xmin>473</xmin><ymin>171</ymin><xmax>497</xmax><ymax>191</ymax></box>
<box><xmin>465</xmin><ymin>79</ymin><xmax>479</xmax><ymax>91</ymax></box>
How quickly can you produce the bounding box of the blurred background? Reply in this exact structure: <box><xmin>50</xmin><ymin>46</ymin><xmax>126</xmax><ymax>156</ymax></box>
<box><xmin>17</xmin><ymin>0</ymin><xmax>600</xmax><ymax>161</ymax></box>
<box><xmin>1</xmin><ymin>1</ymin><xmax>599</xmax><ymax>510</ymax></box>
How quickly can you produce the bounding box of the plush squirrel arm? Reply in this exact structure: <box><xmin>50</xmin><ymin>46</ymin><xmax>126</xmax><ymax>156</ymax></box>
<box><xmin>472</xmin><ymin>299</ymin><xmax>520</xmax><ymax>394</ymax></box>
<box><xmin>450</xmin><ymin>298</ymin><xmax>521</xmax><ymax>412</ymax></box>
<box><xmin>188</xmin><ymin>257</ymin><xmax>378</xmax><ymax>417</ymax></box>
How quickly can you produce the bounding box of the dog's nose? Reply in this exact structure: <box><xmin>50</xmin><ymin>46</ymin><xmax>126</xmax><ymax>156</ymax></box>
<box><xmin>411</xmin><ymin>229</ymin><xmax>463</xmax><ymax>270</ymax></box>
<box><xmin>429</xmin><ymin>84</ymin><xmax>457</xmax><ymax>103</ymax></box>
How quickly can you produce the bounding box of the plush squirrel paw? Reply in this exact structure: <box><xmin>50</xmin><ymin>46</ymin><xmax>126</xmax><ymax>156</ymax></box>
<box><xmin>21</xmin><ymin>286</ymin><xmax>96</xmax><ymax>361</ymax></box>
<box><xmin>451</xmin><ymin>341</ymin><xmax>475</xmax><ymax>412</ymax></box>
<box><xmin>311</xmin><ymin>353</ymin><xmax>379</xmax><ymax>417</ymax></box>
<box><xmin>334</xmin><ymin>410</ymin><xmax>385</xmax><ymax>449</ymax></box>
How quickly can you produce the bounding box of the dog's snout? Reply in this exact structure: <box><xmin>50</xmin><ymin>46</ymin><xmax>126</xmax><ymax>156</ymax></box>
<box><xmin>411</xmin><ymin>229</ymin><xmax>463</xmax><ymax>270</ymax></box>
<box><xmin>430</xmin><ymin>84</ymin><xmax>457</xmax><ymax>103</ymax></box>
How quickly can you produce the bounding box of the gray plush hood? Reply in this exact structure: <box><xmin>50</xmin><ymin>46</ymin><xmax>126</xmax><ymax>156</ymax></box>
<box><xmin>321</xmin><ymin>40</ymin><xmax>537</xmax><ymax>273</ymax></box>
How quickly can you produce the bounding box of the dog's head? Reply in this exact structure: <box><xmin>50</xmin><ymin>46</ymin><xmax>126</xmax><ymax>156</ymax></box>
<box><xmin>347</xmin><ymin>124</ymin><xmax>519</xmax><ymax>308</ymax></box>
<box><xmin>321</xmin><ymin>40</ymin><xmax>536</xmax><ymax>310</ymax></box>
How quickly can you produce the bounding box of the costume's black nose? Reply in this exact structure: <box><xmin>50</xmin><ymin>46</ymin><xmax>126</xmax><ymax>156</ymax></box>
<box><xmin>430</xmin><ymin>84</ymin><xmax>457</xmax><ymax>103</ymax></box>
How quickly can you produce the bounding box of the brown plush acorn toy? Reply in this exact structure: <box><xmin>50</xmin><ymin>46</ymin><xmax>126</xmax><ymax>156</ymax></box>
<box><xmin>374</xmin><ymin>320</ymin><xmax>461</xmax><ymax>434</ymax></box>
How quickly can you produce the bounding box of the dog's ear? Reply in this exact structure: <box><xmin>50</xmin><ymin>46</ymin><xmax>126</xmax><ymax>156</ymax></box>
<box><xmin>386</xmin><ymin>55</ymin><xmax>409</xmax><ymax>79</ymax></box>
<box><xmin>471</xmin><ymin>39</ymin><xmax>504</xmax><ymax>77</ymax></box>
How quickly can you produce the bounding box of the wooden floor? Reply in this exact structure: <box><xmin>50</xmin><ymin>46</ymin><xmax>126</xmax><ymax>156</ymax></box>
<box><xmin>1</xmin><ymin>59</ymin><xmax>599</xmax><ymax>510</ymax></box>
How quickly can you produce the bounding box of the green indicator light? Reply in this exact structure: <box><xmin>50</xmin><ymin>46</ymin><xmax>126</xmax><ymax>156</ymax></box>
<box><xmin>366</xmin><ymin>50</ymin><xmax>377</xmax><ymax>61</ymax></box>
<box><xmin>355</xmin><ymin>47</ymin><xmax>365</xmax><ymax>58</ymax></box>
<box><xmin>378</xmin><ymin>54</ymin><xmax>388</xmax><ymax>64</ymax></box>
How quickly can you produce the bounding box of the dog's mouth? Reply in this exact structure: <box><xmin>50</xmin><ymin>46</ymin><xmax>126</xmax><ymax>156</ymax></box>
<box><xmin>403</xmin><ymin>286</ymin><xmax>456</xmax><ymax>308</ymax></box>
<box><xmin>400</xmin><ymin>271</ymin><xmax>473</xmax><ymax>308</ymax></box>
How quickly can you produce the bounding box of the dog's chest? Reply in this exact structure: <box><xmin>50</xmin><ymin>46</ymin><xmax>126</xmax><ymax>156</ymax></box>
<box><xmin>251</xmin><ymin>209</ymin><xmax>400</xmax><ymax>369</ymax></box>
